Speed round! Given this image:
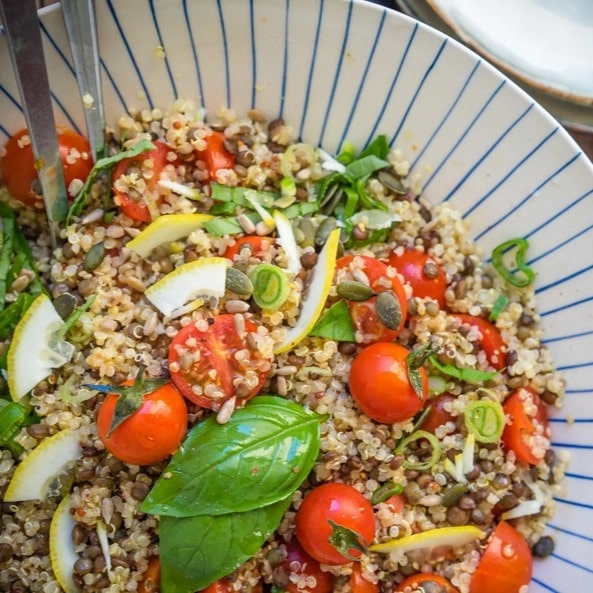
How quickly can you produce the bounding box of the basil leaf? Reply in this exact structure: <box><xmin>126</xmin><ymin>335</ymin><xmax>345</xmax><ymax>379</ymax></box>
<box><xmin>142</xmin><ymin>395</ymin><xmax>324</xmax><ymax>517</ymax></box>
<box><xmin>309</xmin><ymin>300</ymin><xmax>356</xmax><ymax>342</ymax></box>
<box><xmin>343</xmin><ymin>155</ymin><xmax>389</xmax><ymax>182</ymax></box>
<box><xmin>357</xmin><ymin>134</ymin><xmax>390</xmax><ymax>160</ymax></box>
<box><xmin>429</xmin><ymin>356</ymin><xmax>498</xmax><ymax>383</ymax></box>
<box><xmin>160</xmin><ymin>497</ymin><xmax>291</xmax><ymax>593</ymax></box>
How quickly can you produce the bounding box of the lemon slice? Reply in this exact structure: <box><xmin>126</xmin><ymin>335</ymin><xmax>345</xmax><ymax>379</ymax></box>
<box><xmin>125</xmin><ymin>213</ymin><xmax>213</xmax><ymax>257</ymax></box>
<box><xmin>370</xmin><ymin>525</ymin><xmax>484</xmax><ymax>558</ymax></box>
<box><xmin>273</xmin><ymin>210</ymin><xmax>301</xmax><ymax>275</ymax></box>
<box><xmin>145</xmin><ymin>256</ymin><xmax>229</xmax><ymax>318</ymax></box>
<box><xmin>4</xmin><ymin>429</ymin><xmax>81</xmax><ymax>502</ymax></box>
<box><xmin>273</xmin><ymin>228</ymin><xmax>340</xmax><ymax>354</ymax></box>
<box><xmin>50</xmin><ymin>494</ymin><xmax>80</xmax><ymax>593</ymax></box>
<box><xmin>7</xmin><ymin>294</ymin><xmax>72</xmax><ymax>401</ymax></box>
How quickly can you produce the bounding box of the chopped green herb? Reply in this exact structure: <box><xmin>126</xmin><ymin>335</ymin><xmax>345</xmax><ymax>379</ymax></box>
<box><xmin>429</xmin><ymin>356</ymin><xmax>498</xmax><ymax>383</ymax></box>
<box><xmin>491</xmin><ymin>238</ymin><xmax>535</xmax><ymax>288</ymax></box>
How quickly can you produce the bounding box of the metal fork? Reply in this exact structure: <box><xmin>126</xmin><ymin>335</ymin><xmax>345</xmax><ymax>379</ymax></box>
<box><xmin>0</xmin><ymin>0</ymin><xmax>68</xmax><ymax>247</ymax></box>
<box><xmin>61</xmin><ymin>0</ymin><xmax>106</xmax><ymax>162</ymax></box>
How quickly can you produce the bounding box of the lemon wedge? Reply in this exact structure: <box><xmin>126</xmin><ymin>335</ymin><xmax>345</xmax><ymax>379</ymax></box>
<box><xmin>145</xmin><ymin>256</ymin><xmax>229</xmax><ymax>318</ymax></box>
<box><xmin>125</xmin><ymin>213</ymin><xmax>213</xmax><ymax>257</ymax></box>
<box><xmin>273</xmin><ymin>210</ymin><xmax>301</xmax><ymax>275</ymax></box>
<box><xmin>7</xmin><ymin>294</ymin><xmax>73</xmax><ymax>401</ymax></box>
<box><xmin>4</xmin><ymin>429</ymin><xmax>81</xmax><ymax>502</ymax></box>
<box><xmin>370</xmin><ymin>525</ymin><xmax>484</xmax><ymax>559</ymax></box>
<box><xmin>273</xmin><ymin>228</ymin><xmax>340</xmax><ymax>354</ymax></box>
<box><xmin>50</xmin><ymin>494</ymin><xmax>80</xmax><ymax>593</ymax></box>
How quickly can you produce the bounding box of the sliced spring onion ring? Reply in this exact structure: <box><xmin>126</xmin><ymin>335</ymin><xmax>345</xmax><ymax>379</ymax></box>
<box><xmin>491</xmin><ymin>238</ymin><xmax>535</xmax><ymax>288</ymax></box>
<box><xmin>371</xmin><ymin>482</ymin><xmax>404</xmax><ymax>505</ymax></box>
<box><xmin>489</xmin><ymin>293</ymin><xmax>510</xmax><ymax>321</ymax></box>
<box><xmin>250</xmin><ymin>263</ymin><xmax>290</xmax><ymax>311</ymax></box>
<box><xmin>464</xmin><ymin>399</ymin><xmax>506</xmax><ymax>443</ymax></box>
<box><xmin>396</xmin><ymin>430</ymin><xmax>442</xmax><ymax>471</ymax></box>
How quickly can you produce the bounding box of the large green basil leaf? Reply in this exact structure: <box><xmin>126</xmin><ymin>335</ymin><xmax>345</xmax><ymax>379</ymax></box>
<box><xmin>142</xmin><ymin>395</ymin><xmax>324</xmax><ymax>517</ymax></box>
<box><xmin>160</xmin><ymin>497</ymin><xmax>291</xmax><ymax>593</ymax></box>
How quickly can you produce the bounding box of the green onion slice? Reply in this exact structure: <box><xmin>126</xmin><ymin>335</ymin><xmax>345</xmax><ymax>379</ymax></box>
<box><xmin>250</xmin><ymin>263</ymin><xmax>290</xmax><ymax>312</ymax></box>
<box><xmin>371</xmin><ymin>482</ymin><xmax>404</xmax><ymax>505</ymax></box>
<box><xmin>489</xmin><ymin>293</ymin><xmax>509</xmax><ymax>321</ymax></box>
<box><xmin>463</xmin><ymin>400</ymin><xmax>506</xmax><ymax>443</ymax></box>
<box><xmin>491</xmin><ymin>238</ymin><xmax>535</xmax><ymax>288</ymax></box>
<box><xmin>396</xmin><ymin>430</ymin><xmax>442</xmax><ymax>471</ymax></box>
<box><xmin>0</xmin><ymin>400</ymin><xmax>27</xmax><ymax>443</ymax></box>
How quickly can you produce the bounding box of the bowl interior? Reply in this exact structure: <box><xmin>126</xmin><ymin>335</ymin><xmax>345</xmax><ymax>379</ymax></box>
<box><xmin>1</xmin><ymin>1</ymin><xmax>593</xmax><ymax>590</ymax></box>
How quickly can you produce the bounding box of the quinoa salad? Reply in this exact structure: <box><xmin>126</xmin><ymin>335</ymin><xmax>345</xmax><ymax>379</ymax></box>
<box><xmin>0</xmin><ymin>102</ymin><xmax>566</xmax><ymax>593</ymax></box>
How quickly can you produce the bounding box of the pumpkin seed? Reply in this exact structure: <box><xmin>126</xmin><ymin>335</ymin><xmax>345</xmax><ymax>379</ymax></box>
<box><xmin>83</xmin><ymin>242</ymin><xmax>105</xmax><ymax>272</ymax></box>
<box><xmin>320</xmin><ymin>183</ymin><xmax>344</xmax><ymax>215</ymax></box>
<box><xmin>378</xmin><ymin>170</ymin><xmax>407</xmax><ymax>195</ymax></box>
<box><xmin>375</xmin><ymin>290</ymin><xmax>403</xmax><ymax>330</ymax></box>
<box><xmin>53</xmin><ymin>293</ymin><xmax>78</xmax><ymax>320</ymax></box>
<box><xmin>225</xmin><ymin>267</ymin><xmax>253</xmax><ymax>297</ymax></box>
<box><xmin>298</xmin><ymin>217</ymin><xmax>316</xmax><ymax>248</ymax></box>
<box><xmin>441</xmin><ymin>483</ymin><xmax>469</xmax><ymax>507</ymax></box>
<box><xmin>314</xmin><ymin>217</ymin><xmax>337</xmax><ymax>247</ymax></box>
<box><xmin>336</xmin><ymin>281</ymin><xmax>373</xmax><ymax>302</ymax></box>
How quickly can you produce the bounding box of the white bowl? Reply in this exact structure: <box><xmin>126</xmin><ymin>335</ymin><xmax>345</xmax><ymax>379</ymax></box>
<box><xmin>1</xmin><ymin>1</ymin><xmax>592</xmax><ymax>591</ymax></box>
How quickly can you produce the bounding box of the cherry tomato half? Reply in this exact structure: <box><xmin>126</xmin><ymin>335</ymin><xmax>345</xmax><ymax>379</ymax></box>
<box><xmin>0</xmin><ymin>127</ymin><xmax>92</xmax><ymax>206</ymax></box>
<box><xmin>198</xmin><ymin>578</ymin><xmax>235</xmax><ymax>593</ymax></box>
<box><xmin>97</xmin><ymin>382</ymin><xmax>188</xmax><ymax>466</ymax></box>
<box><xmin>348</xmin><ymin>342</ymin><xmax>428</xmax><ymax>424</ymax></box>
<box><xmin>452</xmin><ymin>314</ymin><xmax>506</xmax><ymax>371</ymax></box>
<box><xmin>395</xmin><ymin>573</ymin><xmax>459</xmax><ymax>593</ymax></box>
<box><xmin>138</xmin><ymin>557</ymin><xmax>160</xmax><ymax>593</ymax></box>
<box><xmin>469</xmin><ymin>521</ymin><xmax>532</xmax><ymax>593</ymax></box>
<box><xmin>421</xmin><ymin>393</ymin><xmax>457</xmax><ymax>434</ymax></box>
<box><xmin>336</xmin><ymin>255</ymin><xmax>408</xmax><ymax>344</ymax></box>
<box><xmin>168</xmin><ymin>314</ymin><xmax>272</xmax><ymax>410</ymax></box>
<box><xmin>350</xmin><ymin>564</ymin><xmax>380</xmax><ymax>593</ymax></box>
<box><xmin>295</xmin><ymin>483</ymin><xmax>375</xmax><ymax>566</ymax></box>
<box><xmin>280</xmin><ymin>539</ymin><xmax>334</xmax><ymax>593</ymax></box>
<box><xmin>196</xmin><ymin>130</ymin><xmax>236</xmax><ymax>180</ymax></box>
<box><xmin>502</xmin><ymin>387</ymin><xmax>550</xmax><ymax>465</ymax></box>
<box><xmin>389</xmin><ymin>249</ymin><xmax>447</xmax><ymax>308</ymax></box>
<box><xmin>223</xmin><ymin>235</ymin><xmax>272</xmax><ymax>262</ymax></box>
<box><xmin>112</xmin><ymin>140</ymin><xmax>172</xmax><ymax>222</ymax></box>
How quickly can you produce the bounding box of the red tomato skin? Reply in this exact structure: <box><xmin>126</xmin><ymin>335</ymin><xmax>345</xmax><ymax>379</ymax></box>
<box><xmin>97</xmin><ymin>383</ymin><xmax>188</xmax><ymax>466</ymax></box>
<box><xmin>389</xmin><ymin>249</ymin><xmax>447</xmax><ymax>308</ymax></box>
<box><xmin>198</xmin><ymin>579</ymin><xmax>235</xmax><ymax>593</ymax></box>
<box><xmin>138</xmin><ymin>557</ymin><xmax>160</xmax><ymax>593</ymax></box>
<box><xmin>295</xmin><ymin>483</ymin><xmax>375</xmax><ymax>566</ymax></box>
<box><xmin>168</xmin><ymin>314</ymin><xmax>271</xmax><ymax>409</ymax></box>
<box><xmin>350</xmin><ymin>564</ymin><xmax>379</xmax><ymax>593</ymax></box>
<box><xmin>197</xmin><ymin>130</ymin><xmax>235</xmax><ymax>180</ymax></box>
<box><xmin>421</xmin><ymin>393</ymin><xmax>457</xmax><ymax>434</ymax></box>
<box><xmin>223</xmin><ymin>235</ymin><xmax>272</xmax><ymax>261</ymax></box>
<box><xmin>0</xmin><ymin>127</ymin><xmax>92</xmax><ymax>206</ymax></box>
<box><xmin>395</xmin><ymin>573</ymin><xmax>459</xmax><ymax>593</ymax></box>
<box><xmin>469</xmin><ymin>521</ymin><xmax>532</xmax><ymax>593</ymax></box>
<box><xmin>112</xmin><ymin>141</ymin><xmax>171</xmax><ymax>222</ymax></box>
<box><xmin>502</xmin><ymin>388</ymin><xmax>550</xmax><ymax>465</ymax></box>
<box><xmin>281</xmin><ymin>539</ymin><xmax>334</xmax><ymax>593</ymax></box>
<box><xmin>453</xmin><ymin>314</ymin><xmax>506</xmax><ymax>370</ymax></box>
<box><xmin>336</xmin><ymin>255</ymin><xmax>408</xmax><ymax>343</ymax></box>
<box><xmin>348</xmin><ymin>342</ymin><xmax>428</xmax><ymax>424</ymax></box>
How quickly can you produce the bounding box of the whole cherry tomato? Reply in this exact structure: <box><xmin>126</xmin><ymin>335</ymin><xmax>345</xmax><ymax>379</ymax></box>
<box><xmin>112</xmin><ymin>140</ymin><xmax>172</xmax><ymax>222</ymax></box>
<box><xmin>389</xmin><ymin>249</ymin><xmax>447</xmax><ymax>308</ymax></box>
<box><xmin>350</xmin><ymin>564</ymin><xmax>380</xmax><ymax>593</ymax></box>
<box><xmin>469</xmin><ymin>521</ymin><xmax>532</xmax><ymax>593</ymax></box>
<box><xmin>196</xmin><ymin>130</ymin><xmax>236</xmax><ymax>180</ymax></box>
<box><xmin>280</xmin><ymin>539</ymin><xmax>334</xmax><ymax>593</ymax></box>
<box><xmin>452</xmin><ymin>314</ymin><xmax>506</xmax><ymax>371</ymax></box>
<box><xmin>421</xmin><ymin>393</ymin><xmax>457</xmax><ymax>434</ymax></box>
<box><xmin>295</xmin><ymin>483</ymin><xmax>375</xmax><ymax>566</ymax></box>
<box><xmin>502</xmin><ymin>387</ymin><xmax>550</xmax><ymax>465</ymax></box>
<box><xmin>336</xmin><ymin>255</ymin><xmax>408</xmax><ymax>344</ymax></box>
<box><xmin>97</xmin><ymin>377</ymin><xmax>188</xmax><ymax>466</ymax></box>
<box><xmin>348</xmin><ymin>342</ymin><xmax>428</xmax><ymax>424</ymax></box>
<box><xmin>168</xmin><ymin>314</ymin><xmax>272</xmax><ymax>410</ymax></box>
<box><xmin>138</xmin><ymin>557</ymin><xmax>160</xmax><ymax>593</ymax></box>
<box><xmin>223</xmin><ymin>235</ymin><xmax>272</xmax><ymax>262</ymax></box>
<box><xmin>0</xmin><ymin>127</ymin><xmax>92</xmax><ymax>206</ymax></box>
<box><xmin>395</xmin><ymin>573</ymin><xmax>459</xmax><ymax>593</ymax></box>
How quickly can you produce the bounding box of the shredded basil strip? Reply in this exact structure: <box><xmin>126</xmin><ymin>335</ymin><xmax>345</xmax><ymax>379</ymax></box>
<box><xmin>67</xmin><ymin>139</ymin><xmax>156</xmax><ymax>221</ymax></box>
<box><xmin>491</xmin><ymin>238</ymin><xmax>535</xmax><ymax>288</ymax></box>
<box><xmin>429</xmin><ymin>356</ymin><xmax>498</xmax><ymax>383</ymax></box>
<box><xmin>464</xmin><ymin>400</ymin><xmax>506</xmax><ymax>443</ymax></box>
<box><xmin>309</xmin><ymin>300</ymin><xmax>356</xmax><ymax>342</ymax></box>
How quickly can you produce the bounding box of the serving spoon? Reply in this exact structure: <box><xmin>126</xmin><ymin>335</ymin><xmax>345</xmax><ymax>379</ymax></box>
<box><xmin>0</xmin><ymin>0</ymin><xmax>68</xmax><ymax>248</ymax></box>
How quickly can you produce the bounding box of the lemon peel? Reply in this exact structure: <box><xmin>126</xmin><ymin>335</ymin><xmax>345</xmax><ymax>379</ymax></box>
<box><xmin>125</xmin><ymin>213</ymin><xmax>213</xmax><ymax>257</ymax></box>
<box><xmin>145</xmin><ymin>256</ymin><xmax>229</xmax><ymax>318</ymax></box>
<box><xmin>50</xmin><ymin>494</ymin><xmax>80</xmax><ymax>593</ymax></box>
<box><xmin>7</xmin><ymin>294</ymin><xmax>72</xmax><ymax>401</ymax></box>
<box><xmin>4</xmin><ymin>429</ymin><xmax>81</xmax><ymax>502</ymax></box>
<box><xmin>273</xmin><ymin>228</ymin><xmax>340</xmax><ymax>354</ymax></box>
<box><xmin>370</xmin><ymin>525</ymin><xmax>484</xmax><ymax>558</ymax></box>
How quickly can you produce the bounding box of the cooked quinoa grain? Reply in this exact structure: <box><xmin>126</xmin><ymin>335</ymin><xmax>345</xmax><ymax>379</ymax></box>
<box><xmin>0</xmin><ymin>102</ymin><xmax>566</xmax><ymax>593</ymax></box>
